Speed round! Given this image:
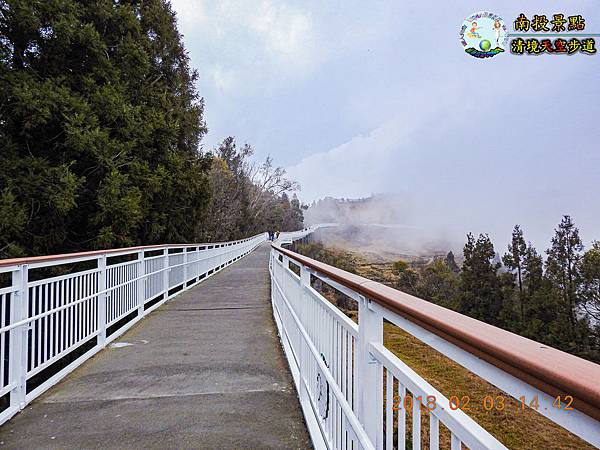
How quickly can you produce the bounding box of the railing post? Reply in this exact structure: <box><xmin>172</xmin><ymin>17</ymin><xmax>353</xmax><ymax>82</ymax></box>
<box><xmin>268</xmin><ymin>249</ymin><xmax>273</xmax><ymax>273</ymax></box>
<box><xmin>163</xmin><ymin>248</ymin><xmax>169</xmax><ymax>299</ymax></box>
<box><xmin>98</xmin><ymin>255</ymin><xmax>107</xmax><ymax>346</ymax></box>
<box><xmin>282</xmin><ymin>255</ymin><xmax>289</xmax><ymax>294</ymax></box>
<box><xmin>183</xmin><ymin>248</ymin><xmax>188</xmax><ymax>288</ymax></box>
<box><xmin>10</xmin><ymin>265</ymin><xmax>28</xmax><ymax>409</ymax></box>
<box><xmin>195</xmin><ymin>247</ymin><xmax>200</xmax><ymax>281</ymax></box>
<box><xmin>358</xmin><ymin>295</ymin><xmax>383</xmax><ymax>448</ymax></box>
<box><xmin>137</xmin><ymin>250</ymin><xmax>145</xmax><ymax>316</ymax></box>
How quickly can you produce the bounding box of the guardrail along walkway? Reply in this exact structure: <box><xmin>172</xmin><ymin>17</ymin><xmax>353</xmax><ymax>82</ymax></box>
<box><xmin>0</xmin><ymin>243</ymin><xmax>311</xmax><ymax>449</ymax></box>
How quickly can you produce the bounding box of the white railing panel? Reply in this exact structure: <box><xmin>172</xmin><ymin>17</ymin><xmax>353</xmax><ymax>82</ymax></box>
<box><xmin>106</xmin><ymin>260</ymin><xmax>138</xmax><ymax>326</ymax></box>
<box><xmin>144</xmin><ymin>256</ymin><xmax>164</xmax><ymax>301</ymax></box>
<box><xmin>0</xmin><ymin>292</ymin><xmax>12</xmax><ymax>394</ymax></box>
<box><xmin>26</xmin><ymin>270</ymin><xmax>100</xmax><ymax>378</ymax></box>
<box><xmin>168</xmin><ymin>252</ymin><xmax>184</xmax><ymax>289</ymax></box>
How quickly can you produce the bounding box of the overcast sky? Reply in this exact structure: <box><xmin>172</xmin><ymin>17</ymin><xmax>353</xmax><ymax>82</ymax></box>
<box><xmin>170</xmin><ymin>0</ymin><xmax>600</xmax><ymax>251</ymax></box>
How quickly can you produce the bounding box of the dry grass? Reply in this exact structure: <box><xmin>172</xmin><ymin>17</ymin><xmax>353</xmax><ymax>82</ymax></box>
<box><xmin>383</xmin><ymin>322</ymin><xmax>593</xmax><ymax>449</ymax></box>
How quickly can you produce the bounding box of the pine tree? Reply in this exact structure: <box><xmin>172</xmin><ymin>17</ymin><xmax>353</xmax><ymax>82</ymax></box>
<box><xmin>502</xmin><ymin>225</ymin><xmax>528</xmax><ymax>320</ymax></box>
<box><xmin>580</xmin><ymin>241</ymin><xmax>600</xmax><ymax>324</ymax></box>
<box><xmin>0</xmin><ymin>0</ymin><xmax>210</xmax><ymax>257</ymax></box>
<box><xmin>522</xmin><ymin>243</ymin><xmax>543</xmax><ymax>296</ymax></box>
<box><xmin>459</xmin><ymin>233</ymin><xmax>504</xmax><ymax>325</ymax></box>
<box><xmin>416</xmin><ymin>259</ymin><xmax>459</xmax><ymax>309</ymax></box>
<box><xmin>445</xmin><ymin>251</ymin><xmax>460</xmax><ymax>273</ymax></box>
<box><xmin>392</xmin><ymin>260</ymin><xmax>419</xmax><ymax>296</ymax></box>
<box><xmin>290</xmin><ymin>194</ymin><xmax>305</xmax><ymax>229</ymax></box>
<box><xmin>546</xmin><ymin>215</ymin><xmax>584</xmax><ymax>332</ymax></box>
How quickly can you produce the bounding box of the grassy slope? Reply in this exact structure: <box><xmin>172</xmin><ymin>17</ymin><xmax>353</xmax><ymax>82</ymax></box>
<box><xmin>383</xmin><ymin>323</ymin><xmax>592</xmax><ymax>449</ymax></box>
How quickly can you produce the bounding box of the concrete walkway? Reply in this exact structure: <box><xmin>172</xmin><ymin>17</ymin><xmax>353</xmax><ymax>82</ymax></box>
<box><xmin>0</xmin><ymin>243</ymin><xmax>311</xmax><ymax>449</ymax></box>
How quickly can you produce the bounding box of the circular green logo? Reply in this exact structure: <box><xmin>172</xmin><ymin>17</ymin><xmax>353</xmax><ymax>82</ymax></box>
<box><xmin>460</xmin><ymin>11</ymin><xmax>508</xmax><ymax>58</ymax></box>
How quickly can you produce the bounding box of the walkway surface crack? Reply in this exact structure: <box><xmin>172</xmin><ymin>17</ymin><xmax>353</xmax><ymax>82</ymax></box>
<box><xmin>41</xmin><ymin>386</ymin><xmax>291</xmax><ymax>404</ymax></box>
<box><xmin>161</xmin><ymin>305</ymin><xmax>269</xmax><ymax>311</ymax></box>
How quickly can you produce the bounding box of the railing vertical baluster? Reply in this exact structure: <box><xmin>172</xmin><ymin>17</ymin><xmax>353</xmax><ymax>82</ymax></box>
<box><xmin>74</xmin><ymin>276</ymin><xmax>79</xmax><ymax>345</ymax></box>
<box><xmin>397</xmin><ymin>382</ymin><xmax>406</xmax><ymax>450</ymax></box>
<box><xmin>60</xmin><ymin>279</ymin><xmax>65</xmax><ymax>354</ymax></box>
<box><xmin>430</xmin><ymin>414</ymin><xmax>439</xmax><ymax>450</ymax></box>
<box><xmin>412</xmin><ymin>391</ymin><xmax>422</xmax><ymax>450</ymax></box>
<box><xmin>68</xmin><ymin>277</ymin><xmax>72</xmax><ymax>347</ymax></box>
<box><xmin>0</xmin><ymin>294</ymin><xmax>5</xmax><ymax>387</ymax></box>
<box><xmin>451</xmin><ymin>433</ymin><xmax>461</xmax><ymax>450</ymax></box>
<box><xmin>375</xmin><ymin>357</ymin><xmax>383</xmax><ymax>450</ymax></box>
<box><xmin>49</xmin><ymin>281</ymin><xmax>54</xmax><ymax>359</ymax></box>
<box><xmin>341</xmin><ymin>326</ymin><xmax>346</xmax><ymax>403</ymax></box>
<box><xmin>43</xmin><ymin>283</ymin><xmax>48</xmax><ymax>364</ymax></box>
<box><xmin>10</xmin><ymin>265</ymin><xmax>28</xmax><ymax>409</ymax></box>
<box><xmin>98</xmin><ymin>255</ymin><xmax>107</xmax><ymax>347</ymax></box>
<box><xmin>358</xmin><ymin>296</ymin><xmax>383</xmax><ymax>449</ymax></box>
<box><xmin>386</xmin><ymin>371</ymin><xmax>393</xmax><ymax>450</ymax></box>
<box><xmin>347</xmin><ymin>331</ymin><xmax>353</xmax><ymax>410</ymax></box>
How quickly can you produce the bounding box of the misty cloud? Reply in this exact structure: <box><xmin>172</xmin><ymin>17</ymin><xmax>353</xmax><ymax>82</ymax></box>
<box><xmin>169</xmin><ymin>0</ymin><xmax>600</xmax><ymax>254</ymax></box>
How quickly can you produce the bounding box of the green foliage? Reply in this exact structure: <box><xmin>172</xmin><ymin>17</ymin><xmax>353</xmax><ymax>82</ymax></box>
<box><xmin>545</xmin><ymin>215</ymin><xmax>584</xmax><ymax>331</ymax></box>
<box><xmin>580</xmin><ymin>241</ymin><xmax>600</xmax><ymax>326</ymax></box>
<box><xmin>415</xmin><ymin>258</ymin><xmax>459</xmax><ymax>309</ymax></box>
<box><xmin>458</xmin><ymin>233</ymin><xmax>504</xmax><ymax>325</ymax></box>
<box><xmin>445</xmin><ymin>251</ymin><xmax>460</xmax><ymax>273</ymax></box>
<box><xmin>392</xmin><ymin>259</ymin><xmax>419</xmax><ymax>295</ymax></box>
<box><xmin>0</xmin><ymin>0</ymin><xmax>211</xmax><ymax>257</ymax></box>
<box><xmin>502</xmin><ymin>225</ymin><xmax>527</xmax><ymax>321</ymax></box>
<box><xmin>522</xmin><ymin>244</ymin><xmax>544</xmax><ymax>295</ymax></box>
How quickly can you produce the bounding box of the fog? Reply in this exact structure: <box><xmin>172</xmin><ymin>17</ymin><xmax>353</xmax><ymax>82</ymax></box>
<box><xmin>170</xmin><ymin>0</ymin><xmax>600</xmax><ymax>256</ymax></box>
<box><xmin>304</xmin><ymin>195</ymin><xmax>461</xmax><ymax>260</ymax></box>
<box><xmin>303</xmin><ymin>190</ymin><xmax>598</xmax><ymax>262</ymax></box>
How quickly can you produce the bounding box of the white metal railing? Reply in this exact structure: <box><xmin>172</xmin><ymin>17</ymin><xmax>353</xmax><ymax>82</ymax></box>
<box><xmin>270</xmin><ymin>241</ymin><xmax>600</xmax><ymax>449</ymax></box>
<box><xmin>0</xmin><ymin>233</ymin><xmax>267</xmax><ymax>425</ymax></box>
<box><xmin>276</xmin><ymin>223</ymin><xmax>338</xmax><ymax>245</ymax></box>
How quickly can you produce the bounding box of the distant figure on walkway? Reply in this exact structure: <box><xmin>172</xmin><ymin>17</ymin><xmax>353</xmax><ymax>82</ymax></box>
<box><xmin>268</xmin><ymin>230</ymin><xmax>274</xmax><ymax>241</ymax></box>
